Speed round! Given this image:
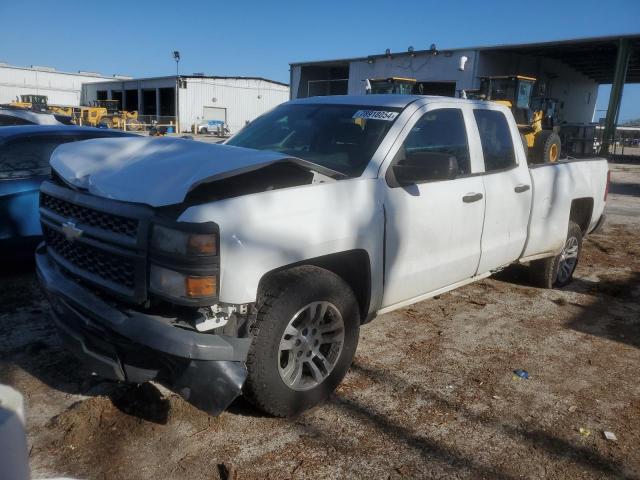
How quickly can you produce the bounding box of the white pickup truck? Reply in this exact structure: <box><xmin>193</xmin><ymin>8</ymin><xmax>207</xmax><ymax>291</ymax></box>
<box><xmin>36</xmin><ymin>95</ymin><xmax>609</xmax><ymax>417</ymax></box>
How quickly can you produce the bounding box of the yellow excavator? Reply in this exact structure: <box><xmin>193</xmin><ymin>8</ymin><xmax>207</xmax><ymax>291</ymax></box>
<box><xmin>473</xmin><ymin>75</ymin><xmax>561</xmax><ymax>164</ymax></box>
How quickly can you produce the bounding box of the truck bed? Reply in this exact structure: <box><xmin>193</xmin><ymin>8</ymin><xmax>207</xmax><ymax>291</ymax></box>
<box><xmin>521</xmin><ymin>157</ymin><xmax>608</xmax><ymax>260</ymax></box>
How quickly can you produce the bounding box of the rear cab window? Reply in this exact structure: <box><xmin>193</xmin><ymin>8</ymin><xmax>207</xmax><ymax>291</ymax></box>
<box><xmin>473</xmin><ymin>109</ymin><xmax>516</xmax><ymax>172</ymax></box>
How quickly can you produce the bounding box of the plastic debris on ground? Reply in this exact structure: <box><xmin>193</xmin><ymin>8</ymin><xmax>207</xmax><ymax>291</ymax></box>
<box><xmin>603</xmin><ymin>431</ymin><xmax>617</xmax><ymax>441</ymax></box>
<box><xmin>513</xmin><ymin>369</ymin><xmax>530</xmax><ymax>380</ymax></box>
<box><xmin>579</xmin><ymin>427</ymin><xmax>591</xmax><ymax>437</ymax></box>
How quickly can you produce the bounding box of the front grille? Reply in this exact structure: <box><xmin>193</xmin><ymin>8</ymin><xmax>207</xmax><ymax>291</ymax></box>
<box><xmin>43</xmin><ymin>225</ymin><xmax>135</xmax><ymax>289</ymax></box>
<box><xmin>41</xmin><ymin>193</ymin><xmax>138</xmax><ymax>238</ymax></box>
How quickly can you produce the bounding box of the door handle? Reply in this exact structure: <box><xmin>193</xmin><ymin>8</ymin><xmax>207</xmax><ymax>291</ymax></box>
<box><xmin>514</xmin><ymin>184</ymin><xmax>531</xmax><ymax>193</ymax></box>
<box><xmin>462</xmin><ymin>192</ymin><xmax>483</xmax><ymax>203</ymax></box>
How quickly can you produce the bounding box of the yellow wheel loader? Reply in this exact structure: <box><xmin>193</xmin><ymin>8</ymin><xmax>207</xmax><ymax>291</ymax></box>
<box><xmin>366</xmin><ymin>77</ymin><xmax>417</xmax><ymax>95</ymax></box>
<box><xmin>475</xmin><ymin>76</ymin><xmax>561</xmax><ymax>164</ymax></box>
<box><xmin>90</xmin><ymin>100</ymin><xmax>143</xmax><ymax>131</ymax></box>
<box><xmin>8</xmin><ymin>94</ymin><xmax>49</xmax><ymax>112</ymax></box>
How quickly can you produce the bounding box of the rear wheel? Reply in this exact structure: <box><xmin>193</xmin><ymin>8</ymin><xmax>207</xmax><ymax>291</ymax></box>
<box><xmin>244</xmin><ymin>266</ymin><xmax>360</xmax><ymax>417</ymax></box>
<box><xmin>532</xmin><ymin>130</ymin><xmax>561</xmax><ymax>164</ymax></box>
<box><xmin>100</xmin><ymin>117</ymin><xmax>114</xmax><ymax>129</ymax></box>
<box><xmin>529</xmin><ymin>221</ymin><xmax>582</xmax><ymax>288</ymax></box>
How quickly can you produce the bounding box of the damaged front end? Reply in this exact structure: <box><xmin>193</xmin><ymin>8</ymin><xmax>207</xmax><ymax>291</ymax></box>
<box><xmin>36</xmin><ymin>176</ymin><xmax>262</xmax><ymax>416</ymax></box>
<box><xmin>37</xmin><ymin>245</ymin><xmax>252</xmax><ymax>415</ymax></box>
<box><xmin>38</xmin><ymin>138</ymin><xmax>340</xmax><ymax>415</ymax></box>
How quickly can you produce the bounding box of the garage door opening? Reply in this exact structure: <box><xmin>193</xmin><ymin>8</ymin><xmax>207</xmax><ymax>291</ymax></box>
<box><xmin>142</xmin><ymin>89</ymin><xmax>156</xmax><ymax>116</ymax></box>
<box><xmin>159</xmin><ymin>87</ymin><xmax>175</xmax><ymax>116</ymax></box>
<box><xmin>125</xmin><ymin>89</ymin><xmax>138</xmax><ymax>112</ymax></box>
<box><xmin>298</xmin><ymin>63</ymin><xmax>349</xmax><ymax>98</ymax></box>
<box><xmin>111</xmin><ymin>91</ymin><xmax>123</xmax><ymax>110</ymax></box>
<box><xmin>203</xmin><ymin>106</ymin><xmax>227</xmax><ymax>122</ymax></box>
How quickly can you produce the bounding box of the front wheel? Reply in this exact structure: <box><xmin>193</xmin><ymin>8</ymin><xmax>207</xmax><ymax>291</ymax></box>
<box><xmin>244</xmin><ymin>266</ymin><xmax>360</xmax><ymax>417</ymax></box>
<box><xmin>529</xmin><ymin>221</ymin><xmax>583</xmax><ymax>288</ymax></box>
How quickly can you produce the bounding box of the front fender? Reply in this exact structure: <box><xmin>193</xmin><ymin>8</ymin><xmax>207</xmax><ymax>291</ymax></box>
<box><xmin>178</xmin><ymin>179</ymin><xmax>384</xmax><ymax>307</ymax></box>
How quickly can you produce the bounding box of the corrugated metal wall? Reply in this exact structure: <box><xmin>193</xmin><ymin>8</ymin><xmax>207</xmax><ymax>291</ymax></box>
<box><xmin>347</xmin><ymin>50</ymin><xmax>477</xmax><ymax>95</ymax></box>
<box><xmin>0</xmin><ymin>65</ymin><xmax>113</xmax><ymax>106</ymax></box>
<box><xmin>180</xmin><ymin>77</ymin><xmax>289</xmax><ymax>133</ymax></box>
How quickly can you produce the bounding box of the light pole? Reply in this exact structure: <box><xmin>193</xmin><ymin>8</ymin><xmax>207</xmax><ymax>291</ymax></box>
<box><xmin>173</xmin><ymin>50</ymin><xmax>180</xmax><ymax>76</ymax></box>
<box><xmin>173</xmin><ymin>51</ymin><xmax>181</xmax><ymax>133</ymax></box>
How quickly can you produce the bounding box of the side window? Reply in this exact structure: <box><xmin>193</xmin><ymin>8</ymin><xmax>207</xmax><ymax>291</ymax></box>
<box><xmin>473</xmin><ymin>109</ymin><xmax>516</xmax><ymax>172</ymax></box>
<box><xmin>0</xmin><ymin>136</ymin><xmax>74</xmax><ymax>179</ymax></box>
<box><xmin>400</xmin><ymin>108</ymin><xmax>471</xmax><ymax>176</ymax></box>
<box><xmin>0</xmin><ymin>114</ymin><xmax>34</xmax><ymax>126</ymax></box>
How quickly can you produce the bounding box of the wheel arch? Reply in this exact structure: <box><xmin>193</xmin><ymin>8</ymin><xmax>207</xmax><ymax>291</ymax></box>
<box><xmin>257</xmin><ymin>249</ymin><xmax>372</xmax><ymax>323</ymax></box>
<box><xmin>570</xmin><ymin>197</ymin><xmax>594</xmax><ymax>234</ymax></box>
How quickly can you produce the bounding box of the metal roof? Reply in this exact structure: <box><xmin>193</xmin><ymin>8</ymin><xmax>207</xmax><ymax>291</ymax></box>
<box><xmin>85</xmin><ymin>74</ymin><xmax>289</xmax><ymax>87</ymax></box>
<box><xmin>291</xmin><ymin>34</ymin><xmax>640</xmax><ymax>84</ymax></box>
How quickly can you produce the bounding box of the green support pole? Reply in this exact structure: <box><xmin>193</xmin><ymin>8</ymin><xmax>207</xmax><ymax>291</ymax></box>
<box><xmin>600</xmin><ymin>38</ymin><xmax>632</xmax><ymax>156</ymax></box>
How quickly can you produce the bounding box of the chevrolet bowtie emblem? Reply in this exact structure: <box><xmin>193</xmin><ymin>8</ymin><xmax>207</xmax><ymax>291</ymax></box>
<box><xmin>61</xmin><ymin>221</ymin><xmax>83</xmax><ymax>242</ymax></box>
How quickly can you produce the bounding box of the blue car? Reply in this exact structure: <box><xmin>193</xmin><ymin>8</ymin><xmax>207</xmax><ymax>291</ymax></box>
<box><xmin>0</xmin><ymin>125</ymin><xmax>134</xmax><ymax>262</ymax></box>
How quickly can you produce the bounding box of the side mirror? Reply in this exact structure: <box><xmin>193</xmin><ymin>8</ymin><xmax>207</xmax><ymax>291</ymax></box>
<box><xmin>392</xmin><ymin>152</ymin><xmax>459</xmax><ymax>186</ymax></box>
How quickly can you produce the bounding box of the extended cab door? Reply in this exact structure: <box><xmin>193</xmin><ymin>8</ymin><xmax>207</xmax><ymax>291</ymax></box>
<box><xmin>381</xmin><ymin>105</ymin><xmax>486</xmax><ymax>308</ymax></box>
<box><xmin>471</xmin><ymin>107</ymin><xmax>533</xmax><ymax>274</ymax></box>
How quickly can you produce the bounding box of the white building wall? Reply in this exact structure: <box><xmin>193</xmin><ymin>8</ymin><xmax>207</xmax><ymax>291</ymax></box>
<box><xmin>0</xmin><ymin>65</ymin><xmax>116</xmax><ymax>106</ymax></box>
<box><xmin>292</xmin><ymin>48</ymin><xmax>598</xmax><ymax>124</ymax></box>
<box><xmin>180</xmin><ymin>77</ymin><xmax>289</xmax><ymax>133</ymax></box>
<box><xmin>347</xmin><ymin>50</ymin><xmax>478</xmax><ymax>95</ymax></box>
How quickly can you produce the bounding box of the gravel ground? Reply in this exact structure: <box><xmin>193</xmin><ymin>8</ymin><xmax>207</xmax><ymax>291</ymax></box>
<box><xmin>1</xmin><ymin>164</ymin><xmax>638</xmax><ymax>480</ymax></box>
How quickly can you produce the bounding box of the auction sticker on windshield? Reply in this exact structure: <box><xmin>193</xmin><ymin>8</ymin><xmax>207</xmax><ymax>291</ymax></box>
<box><xmin>352</xmin><ymin>110</ymin><xmax>398</xmax><ymax>121</ymax></box>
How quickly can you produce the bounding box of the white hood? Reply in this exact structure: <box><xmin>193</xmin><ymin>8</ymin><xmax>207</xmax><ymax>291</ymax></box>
<box><xmin>50</xmin><ymin>137</ymin><xmax>310</xmax><ymax>207</ymax></box>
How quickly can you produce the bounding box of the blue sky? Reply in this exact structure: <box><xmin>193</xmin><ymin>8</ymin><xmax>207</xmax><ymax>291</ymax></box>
<box><xmin>1</xmin><ymin>0</ymin><xmax>639</xmax><ymax>121</ymax></box>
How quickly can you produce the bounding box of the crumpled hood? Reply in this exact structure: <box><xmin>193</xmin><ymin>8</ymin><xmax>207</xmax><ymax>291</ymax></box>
<box><xmin>50</xmin><ymin>136</ymin><xmax>304</xmax><ymax>207</ymax></box>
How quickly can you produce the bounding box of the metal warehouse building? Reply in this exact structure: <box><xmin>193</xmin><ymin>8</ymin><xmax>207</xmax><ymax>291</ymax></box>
<box><xmin>82</xmin><ymin>75</ymin><xmax>290</xmax><ymax>133</ymax></box>
<box><xmin>0</xmin><ymin>63</ymin><xmax>128</xmax><ymax>106</ymax></box>
<box><xmin>290</xmin><ymin>34</ymin><xmax>639</xmax><ymax>153</ymax></box>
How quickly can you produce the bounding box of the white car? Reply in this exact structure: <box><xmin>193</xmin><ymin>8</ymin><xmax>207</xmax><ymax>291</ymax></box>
<box><xmin>0</xmin><ymin>107</ymin><xmax>72</xmax><ymax>126</ymax></box>
<box><xmin>37</xmin><ymin>95</ymin><xmax>608</xmax><ymax>417</ymax></box>
<box><xmin>196</xmin><ymin>119</ymin><xmax>230</xmax><ymax>136</ymax></box>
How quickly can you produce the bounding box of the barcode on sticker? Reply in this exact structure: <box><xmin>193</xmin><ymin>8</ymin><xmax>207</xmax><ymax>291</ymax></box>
<box><xmin>352</xmin><ymin>110</ymin><xmax>398</xmax><ymax>121</ymax></box>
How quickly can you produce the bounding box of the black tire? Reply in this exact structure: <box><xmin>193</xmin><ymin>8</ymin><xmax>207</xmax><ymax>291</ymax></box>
<box><xmin>244</xmin><ymin>266</ymin><xmax>360</xmax><ymax>417</ymax></box>
<box><xmin>529</xmin><ymin>221</ymin><xmax>583</xmax><ymax>288</ymax></box>
<box><xmin>100</xmin><ymin>117</ymin><xmax>114</xmax><ymax>129</ymax></box>
<box><xmin>531</xmin><ymin>130</ymin><xmax>561</xmax><ymax>164</ymax></box>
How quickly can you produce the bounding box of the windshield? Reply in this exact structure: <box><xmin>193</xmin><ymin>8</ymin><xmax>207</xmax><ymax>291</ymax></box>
<box><xmin>226</xmin><ymin>104</ymin><xmax>400</xmax><ymax>177</ymax></box>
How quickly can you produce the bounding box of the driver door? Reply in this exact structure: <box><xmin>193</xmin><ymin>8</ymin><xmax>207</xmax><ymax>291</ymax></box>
<box><xmin>381</xmin><ymin>105</ymin><xmax>486</xmax><ymax>308</ymax></box>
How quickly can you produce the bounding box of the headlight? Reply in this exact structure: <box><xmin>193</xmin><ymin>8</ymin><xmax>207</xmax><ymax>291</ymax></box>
<box><xmin>151</xmin><ymin>225</ymin><xmax>217</xmax><ymax>256</ymax></box>
<box><xmin>150</xmin><ymin>265</ymin><xmax>217</xmax><ymax>299</ymax></box>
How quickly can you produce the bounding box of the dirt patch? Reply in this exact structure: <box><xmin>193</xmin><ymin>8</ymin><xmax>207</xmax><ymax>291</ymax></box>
<box><xmin>0</xmin><ymin>164</ymin><xmax>639</xmax><ymax>479</ymax></box>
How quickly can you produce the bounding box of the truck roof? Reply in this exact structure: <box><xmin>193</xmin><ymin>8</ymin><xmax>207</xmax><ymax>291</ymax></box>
<box><xmin>288</xmin><ymin>94</ymin><xmax>477</xmax><ymax>109</ymax></box>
